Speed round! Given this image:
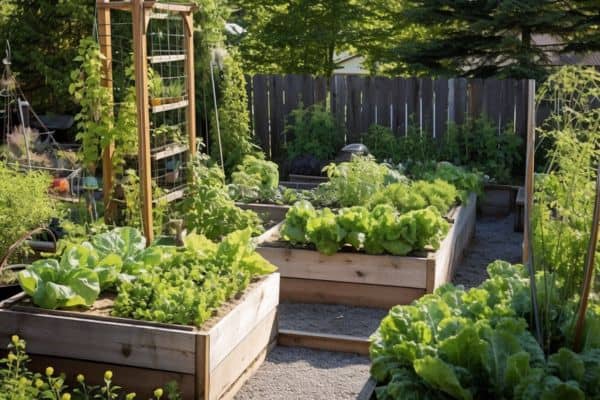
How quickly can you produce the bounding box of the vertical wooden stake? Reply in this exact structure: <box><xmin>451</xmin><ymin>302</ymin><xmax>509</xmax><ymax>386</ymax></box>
<box><xmin>523</xmin><ymin>80</ymin><xmax>536</xmax><ymax>263</ymax></box>
<box><xmin>183</xmin><ymin>13</ymin><xmax>196</xmax><ymax>157</ymax></box>
<box><xmin>98</xmin><ymin>2</ymin><xmax>115</xmax><ymax>223</ymax></box>
<box><xmin>132</xmin><ymin>0</ymin><xmax>154</xmax><ymax>243</ymax></box>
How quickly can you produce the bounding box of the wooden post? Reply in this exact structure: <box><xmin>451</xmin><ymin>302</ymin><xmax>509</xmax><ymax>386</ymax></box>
<box><xmin>523</xmin><ymin>80</ymin><xmax>536</xmax><ymax>263</ymax></box>
<box><xmin>97</xmin><ymin>2</ymin><xmax>115</xmax><ymax>223</ymax></box>
<box><xmin>132</xmin><ymin>0</ymin><xmax>154</xmax><ymax>243</ymax></box>
<box><xmin>183</xmin><ymin>13</ymin><xmax>196</xmax><ymax>156</ymax></box>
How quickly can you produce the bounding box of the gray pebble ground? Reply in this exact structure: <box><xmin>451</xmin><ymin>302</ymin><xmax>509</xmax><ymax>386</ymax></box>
<box><xmin>235</xmin><ymin>213</ymin><xmax>522</xmax><ymax>400</ymax></box>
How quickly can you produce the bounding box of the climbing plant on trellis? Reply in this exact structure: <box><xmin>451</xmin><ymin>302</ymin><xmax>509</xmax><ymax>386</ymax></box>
<box><xmin>97</xmin><ymin>0</ymin><xmax>196</xmax><ymax>242</ymax></box>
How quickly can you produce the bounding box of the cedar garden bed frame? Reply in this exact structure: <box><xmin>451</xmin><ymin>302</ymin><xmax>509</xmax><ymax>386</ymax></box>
<box><xmin>256</xmin><ymin>194</ymin><xmax>476</xmax><ymax>308</ymax></box>
<box><xmin>0</xmin><ymin>273</ymin><xmax>280</xmax><ymax>400</ymax></box>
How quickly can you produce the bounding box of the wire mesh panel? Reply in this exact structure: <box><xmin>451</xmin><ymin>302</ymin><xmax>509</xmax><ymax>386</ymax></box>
<box><xmin>97</xmin><ymin>1</ymin><xmax>196</xmax><ymax>240</ymax></box>
<box><xmin>147</xmin><ymin>9</ymin><xmax>190</xmax><ymax>204</ymax></box>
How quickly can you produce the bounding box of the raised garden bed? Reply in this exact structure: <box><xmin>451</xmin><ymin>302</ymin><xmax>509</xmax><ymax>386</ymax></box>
<box><xmin>236</xmin><ymin>202</ymin><xmax>290</xmax><ymax>226</ymax></box>
<box><xmin>480</xmin><ymin>183</ymin><xmax>520</xmax><ymax>216</ymax></box>
<box><xmin>0</xmin><ymin>273</ymin><xmax>280</xmax><ymax>400</ymax></box>
<box><xmin>255</xmin><ymin>194</ymin><xmax>476</xmax><ymax>308</ymax></box>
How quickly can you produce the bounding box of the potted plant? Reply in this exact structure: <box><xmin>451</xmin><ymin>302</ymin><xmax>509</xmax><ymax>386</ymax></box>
<box><xmin>148</xmin><ymin>68</ymin><xmax>165</xmax><ymax>106</ymax></box>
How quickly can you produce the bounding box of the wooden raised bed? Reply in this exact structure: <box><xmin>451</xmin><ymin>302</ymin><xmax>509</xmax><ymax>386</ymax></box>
<box><xmin>0</xmin><ymin>273</ymin><xmax>280</xmax><ymax>400</ymax></box>
<box><xmin>236</xmin><ymin>202</ymin><xmax>290</xmax><ymax>225</ymax></box>
<box><xmin>480</xmin><ymin>184</ymin><xmax>520</xmax><ymax>216</ymax></box>
<box><xmin>256</xmin><ymin>194</ymin><xmax>476</xmax><ymax>308</ymax></box>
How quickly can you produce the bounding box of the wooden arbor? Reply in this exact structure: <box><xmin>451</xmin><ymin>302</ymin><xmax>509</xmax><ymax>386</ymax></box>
<box><xmin>97</xmin><ymin>0</ymin><xmax>196</xmax><ymax>243</ymax></box>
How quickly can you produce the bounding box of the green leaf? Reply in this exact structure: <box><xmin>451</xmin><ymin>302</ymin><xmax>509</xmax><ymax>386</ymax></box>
<box><xmin>413</xmin><ymin>356</ymin><xmax>472</xmax><ymax>400</ymax></box>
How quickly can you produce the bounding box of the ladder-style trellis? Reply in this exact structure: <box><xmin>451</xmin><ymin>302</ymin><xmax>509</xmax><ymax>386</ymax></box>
<box><xmin>97</xmin><ymin>0</ymin><xmax>196</xmax><ymax>242</ymax></box>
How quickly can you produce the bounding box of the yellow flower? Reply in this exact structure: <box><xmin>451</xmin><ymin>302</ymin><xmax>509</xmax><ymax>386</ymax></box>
<box><xmin>153</xmin><ymin>388</ymin><xmax>163</xmax><ymax>398</ymax></box>
<box><xmin>45</xmin><ymin>366</ymin><xmax>54</xmax><ymax>377</ymax></box>
<box><xmin>104</xmin><ymin>370</ymin><xmax>113</xmax><ymax>381</ymax></box>
<box><xmin>7</xmin><ymin>352</ymin><xmax>17</xmax><ymax>362</ymax></box>
<box><xmin>61</xmin><ymin>394</ymin><xmax>71</xmax><ymax>400</ymax></box>
<box><xmin>11</xmin><ymin>335</ymin><xmax>19</xmax><ymax>344</ymax></box>
<box><xmin>76</xmin><ymin>374</ymin><xmax>85</xmax><ymax>383</ymax></box>
<box><xmin>19</xmin><ymin>377</ymin><xmax>28</xmax><ymax>385</ymax></box>
<box><xmin>35</xmin><ymin>379</ymin><xmax>44</xmax><ymax>388</ymax></box>
<box><xmin>126</xmin><ymin>393</ymin><xmax>137</xmax><ymax>400</ymax></box>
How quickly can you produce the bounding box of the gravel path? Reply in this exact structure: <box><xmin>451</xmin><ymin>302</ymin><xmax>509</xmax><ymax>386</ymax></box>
<box><xmin>234</xmin><ymin>346</ymin><xmax>371</xmax><ymax>400</ymax></box>
<box><xmin>279</xmin><ymin>303</ymin><xmax>388</xmax><ymax>337</ymax></box>
<box><xmin>452</xmin><ymin>213</ymin><xmax>523</xmax><ymax>288</ymax></box>
<box><xmin>236</xmin><ymin>214</ymin><xmax>523</xmax><ymax>399</ymax></box>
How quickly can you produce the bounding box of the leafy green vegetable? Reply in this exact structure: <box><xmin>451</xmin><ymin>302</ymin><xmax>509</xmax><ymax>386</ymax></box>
<box><xmin>281</xmin><ymin>200</ymin><xmax>316</xmax><ymax>244</ymax></box>
<box><xmin>306</xmin><ymin>208</ymin><xmax>345</xmax><ymax>255</ymax></box>
<box><xmin>229</xmin><ymin>155</ymin><xmax>281</xmax><ymax>203</ymax></box>
<box><xmin>282</xmin><ymin>202</ymin><xmax>449</xmax><ymax>256</ymax></box>
<box><xmin>180</xmin><ymin>155</ymin><xmax>263</xmax><ymax>240</ymax></box>
<box><xmin>369</xmin><ymin>261</ymin><xmax>600</xmax><ymax>399</ymax></box>
<box><xmin>18</xmin><ymin>259</ymin><xmax>100</xmax><ymax>310</ymax></box>
<box><xmin>112</xmin><ymin>228</ymin><xmax>276</xmax><ymax>326</ymax></box>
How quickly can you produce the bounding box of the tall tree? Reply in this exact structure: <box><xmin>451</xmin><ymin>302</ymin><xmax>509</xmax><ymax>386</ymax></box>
<box><xmin>0</xmin><ymin>0</ymin><xmax>94</xmax><ymax>113</ymax></box>
<box><xmin>356</xmin><ymin>0</ymin><xmax>595</xmax><ymax>79</ymax></box>
<box><xmin>234</xmin><ymin>0</ymin><xmax>365</xmax><ymax>76</ymax></box>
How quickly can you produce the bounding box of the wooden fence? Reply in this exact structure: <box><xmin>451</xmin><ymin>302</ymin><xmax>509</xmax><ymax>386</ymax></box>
<box><xmin>246</xmin><ymin>74</ymin><xmax>531</xmax><ymax>159</ymax></box>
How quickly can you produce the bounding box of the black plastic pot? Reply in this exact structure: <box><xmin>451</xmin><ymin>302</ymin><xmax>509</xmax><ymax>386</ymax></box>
<box><xmin>0</xmin><ymin>284</ymin><xmax>21</xmax><ymax>301</ymax></box>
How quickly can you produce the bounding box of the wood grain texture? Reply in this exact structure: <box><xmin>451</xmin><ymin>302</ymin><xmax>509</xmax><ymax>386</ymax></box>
<box><xmin>0</xmin><ymin>309</ymin><xmax>197</xmax><ymax>373</ymax></box>
<box><xmin>257</xmin><ymin>246</ymin><xmax>429</xmax><ymax>289</ymax></box>
<box><xmin>208</xmin><ymin>309</ymin><xmax>278</xmax><ymax>400</ymax></box>
<box><xmin>206</xmin><ymin>273</ymin><xmax>279</xmax><ymax>369</ymax></box>
<box><xmin>236</xmin><ymin>203</ymin><xmax>290</xmax><ymax>223</ymax></box>
<box><xmin>280</xmin><ymin>278</ymin><xmax>425</xmax><ymax>308</ymax></box>
<box><xmin>278</xmin><ymin>329</ymin><xmax>369</xmax><ymax>355</ymax></box>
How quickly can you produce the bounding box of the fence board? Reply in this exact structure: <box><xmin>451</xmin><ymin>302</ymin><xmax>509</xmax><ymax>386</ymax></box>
<box><xmin>331</xmin><ymin>75</ymin><xmax>347</xmax><ymax>129</ymax></box>
<box><xmin>392</xmin><ymin>78</ymin><xmax>407</xmax><ymax>136</ymax></box>
<box><xmin>454</xmin><ymin>78</ymin><xmax>467</xmax><ymax>125</ymax></box>
<box><xmin>421</xmin><ymin>78</ymin><xmax>433</xmax><ymax>134</ymax></box>
<box><xmin>375</xmin><ymin>77</ymin><xmax>392</xmax><ymax>129</ymax></box>
<box><xmin>252</xmin><ymin>75</ymin><xmax>270</xmax><ymax>157</ymax></box>
<box><xmin>269</xmin><ymin>75</ymin><xmax>284</xmax><ymax>159</ymax></box>
<box><xmin>434</xmin><ymin>79</ymin><xmax>449</xmax><ymax>138</ymax></box>
<box><xmin>347</xmin><ymin>75</ymin><xmax>364</xmax><ymax>142</ymax></box>
<box><xmin>245</xmin><ymin>74</ymin><xmax>529</xmax><ymax>161</ymax></box>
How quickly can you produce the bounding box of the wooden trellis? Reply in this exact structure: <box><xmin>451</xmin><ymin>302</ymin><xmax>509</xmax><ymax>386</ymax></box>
<box><xmin>97</xmin><ymin>0</ymin><xmax>196</xmax><ymax>243</ymax></box>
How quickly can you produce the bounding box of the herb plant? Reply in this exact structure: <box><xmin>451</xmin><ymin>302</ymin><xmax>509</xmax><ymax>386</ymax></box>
<box><xmin>0</xmin><ymin>164</ymin><xmax>62</xmax><ymax>265</ymax></box>
<box><xmin>228</xmin><ymin>155</ymin><xmax>280</xmax><ymax>203</ymax></box>
<box><xmin>0</xmin><ymin>335</ymin><xmax>175</xmax><ymax>399</ymax></box>
<box><xmin>179</xmin><ymin>155</ymin><xmax>263</xmax><ymax>240</ymax></box>
<box><xmin>317</xmin><ymin>156</ymin><xmax>406</xmax><ymax>208</ymax></box>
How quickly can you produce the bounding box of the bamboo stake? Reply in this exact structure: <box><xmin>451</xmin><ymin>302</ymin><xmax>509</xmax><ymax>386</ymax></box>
<box><xmin>573</xmin><ymin>163</ymin><xmax>600</xmax><ymax>352</ymax></box>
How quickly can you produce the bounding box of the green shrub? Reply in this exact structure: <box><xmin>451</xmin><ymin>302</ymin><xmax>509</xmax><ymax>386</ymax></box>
<box><xmin>179</xmin><ymin>155</ymin><xmax>263</xmax><ymax>240</ymax></box>
<box><xmin>362</xmin><ymin>124</ymin><xmax>399</xmax><ymax>162</ymax></box>
<box><xmin>0</xmin><ymin>164</ymin><xmax>61</xmax><ymax>263</ymax></box>
<box><xmin>285</xmin><ymin>103</ymin><xmax>345</xmax><ymax>162</ymax></box>
<box><xmin>210</xmin><ymin>50</ymin><xmax>257</xmax><ymax>175</ymax></box>
<box><xmin>441</xmin><ymin>116</ymin><xmax>523</xmax><ymax>183</ymax></box>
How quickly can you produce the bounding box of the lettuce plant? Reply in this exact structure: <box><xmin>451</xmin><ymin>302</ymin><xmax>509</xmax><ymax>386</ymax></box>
<box><xmin>370</xmin><ymin>261</ymin><xmax>600</xmax><ymax>400</ymax></box>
